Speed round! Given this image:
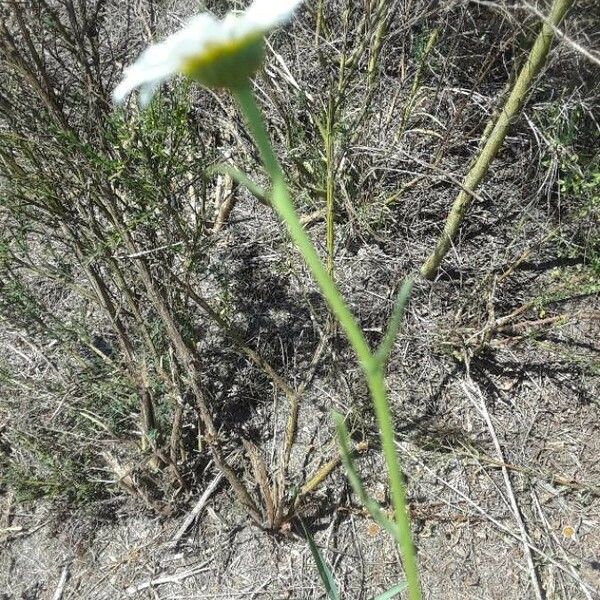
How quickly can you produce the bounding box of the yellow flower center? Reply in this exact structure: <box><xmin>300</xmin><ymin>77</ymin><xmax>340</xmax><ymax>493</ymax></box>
<box><xmin>181</xmin><ymin>34</ymin><xmax>265</xmax><ymax>89</ymax></box>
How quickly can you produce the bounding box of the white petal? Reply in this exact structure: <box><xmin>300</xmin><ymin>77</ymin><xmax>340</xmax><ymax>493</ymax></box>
<box><xmin>138</xmin><ymin>81</ymin><xmax>162</xmax><ymax>108</ymax></box>
<box><xmin>112</xmin><ymin>0</ymin><xmax>302</xmax><ymax>104</ymax></box>
<box><xmin>244</xmin><ymin>0</ymin><xmax>303</xmax><ymax>29</ymax></box>
<box><xmin>219</xmin><ymin>12</ymin><xmax>254</xmax><ymax>39</ymax></box>
<box><xmin>112</xmin><ymin>13</ymin><xmax>220</xmax><ymax>105</ymax></box>
<box><xmin>113</xmin><ymin>56</ymin><xmax>176</xmax><ymax>104</ymax></box>
<box><xmin>167</xmin><ymin>13</ymin><xmax>224</xmax><ymax>58</ymax></box>
<box><xmin>112</xmin><ymin>64</ymin><xmax>173</xmax><ymax>104</ymax></box>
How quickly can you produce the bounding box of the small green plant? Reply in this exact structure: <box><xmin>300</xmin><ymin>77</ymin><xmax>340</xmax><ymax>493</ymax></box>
<box><xmin>302</xmin><ymin>517</ymin><xmax>408</xmax><ymax>599</ymax></box>
<box><xmin>0</xmin><ymin>430</ymin><xmax>103</xmax><ymax>505</ymax></box>
<box><xmin>110</xmin><ymin>2</ymin><xmax>422</xmax><ymax>596</ymax></box>
<box><xmin>540</xmin><ymin>102</ymin><xmax>600</xmax><ymax>279</ymax></box>
<box><xmin>234</xmin><ymin>84</ymin><xmax>421</xmax><ymax>597</ymax></box>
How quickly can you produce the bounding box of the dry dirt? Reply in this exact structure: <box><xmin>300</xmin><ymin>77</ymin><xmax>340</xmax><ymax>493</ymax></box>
<box><xmin>1</xmin><ymin>0</ymin><xmax>599</xmax><ymax>598</ymax></box>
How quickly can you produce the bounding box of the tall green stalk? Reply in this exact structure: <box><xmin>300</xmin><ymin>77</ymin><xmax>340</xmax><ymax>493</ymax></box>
<box><xmin>233</xmin><ymin>84</ymin><xmax>422</xmax><ymax>600</ymax></box>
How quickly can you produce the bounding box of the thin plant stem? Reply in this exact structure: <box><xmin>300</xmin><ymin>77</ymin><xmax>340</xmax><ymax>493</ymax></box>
<box><xmin>233</xmin><ymin>83</ymin><xmax>422</xmax><ymax>600</ymax></box>
<box><xmin>233</xmin><ymin>84</ymin><xmax>371</xmax><ymax>368</ymax></box>
<box><xmin>325</xmin><ymin>98</ymin><xmax>336</xmax><ymax>277</ymax></box>
<box><xmin>397</xmin><ymin>27</ymin><xmax>438</xmax><ymax>136</ymax></box>
<box><xmin>315</xmin><ymin>0</ymin><xmax>325</xmax><ymax>45</ymax></box>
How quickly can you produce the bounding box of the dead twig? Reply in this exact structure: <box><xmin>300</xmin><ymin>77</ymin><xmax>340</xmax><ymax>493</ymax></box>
<box><xmin>171</xmin><ymin>471</ymin><xmax>224</xmax><ymax>545</ymax></box>
<box><xmin>51</xmin><ymin>564</ymin><xmax>70</xmax><ymax>600</ymax></box>
<box><xmin>124</xmin><ymin>560</ymin><xmax>213</xmax><ymax>596</ymax></box>
<box><xmin>462</xmin><ymin>377</ymin><xmax>544</xmax><ymax>600</ymax></box>
<box><xmin>243</xmin><ymin>439</ymin><xmax>276</xmax><ymax>528</ymax></box>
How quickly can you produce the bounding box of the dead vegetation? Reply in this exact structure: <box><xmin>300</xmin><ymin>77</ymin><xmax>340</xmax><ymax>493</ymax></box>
<box><xmin>0</xmin><ymin>0</ymin><xmax>599</xmax><ymax>598</ymax></box>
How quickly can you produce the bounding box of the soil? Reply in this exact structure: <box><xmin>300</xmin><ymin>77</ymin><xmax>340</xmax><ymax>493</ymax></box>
<box><xmin>1</xmin><ymin>1</ymin><xmax>599</xmax><ymax>599</ymax></box>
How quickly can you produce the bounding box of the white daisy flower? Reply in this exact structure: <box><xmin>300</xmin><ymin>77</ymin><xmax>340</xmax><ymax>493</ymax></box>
<box><xmin>113</xmin><ymin>0</ymin><xmax>303</xmax><ymax>107</ymax></box>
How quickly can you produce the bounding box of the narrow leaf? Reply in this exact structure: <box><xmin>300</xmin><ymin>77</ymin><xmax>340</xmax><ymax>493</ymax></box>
<box><xmin>375</xmin><ymin>279</ymin><xmax>413</xmax><ymax>367</ymax></box>
<box><xmin>206</xmin><ymin>163</ymin><xmax>268</xmax><ymax>204</ymax></box>
<box><xmin>300</xmin><ymin>519</ymin><xmax>340</xmax><ymax>600</ymax></box>
<box><xmin>373</xmin><ymin>582</ymin><xmax>408</xmax><ymax>600</ymax></box>
<box><xmin>333</xmin><ymin>412</ymin><xmax>401</xmax><ymax>541</ymax></box>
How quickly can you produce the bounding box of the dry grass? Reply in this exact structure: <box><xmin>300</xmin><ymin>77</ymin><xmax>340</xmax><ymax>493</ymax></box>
<box><xmin>1</xmin><ymin>0</ymin><xmax>599</xmax><ymax>598</ymax></box>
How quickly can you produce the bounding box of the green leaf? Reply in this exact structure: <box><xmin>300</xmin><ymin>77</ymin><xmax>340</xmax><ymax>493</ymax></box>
<box><xmin>333</xmin><ymin>412</ymin><xmax>401</xmax><ymax>542</ymax></box>
<box><xmin>372</xmin><ymin>582</ymin><xmax>408</xmax><ymax>600</ymax></box>
<box><xmin>206</xmin><ymin>163</ymin><xmax>268</xmax><ymax>204</ymax></box>
<box><xmin>375</xmin><ymin>280</ymin><xmax>413</xmax><ymax>367</ymax></box>
<box><xmin>300</xmin><ymin>519</ymin><xmax>340</xmax><ymax>600</ymax></box>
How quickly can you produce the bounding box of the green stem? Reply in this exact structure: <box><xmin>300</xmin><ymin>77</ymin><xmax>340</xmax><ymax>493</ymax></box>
<box><xmin>233</xmin><ymin>84</ymin><xmax>371</xmax><ymax>369</ymax></box>
<box><xmin>399</xmin><ymin>27</ymin><xmax>438</xmax><ymax>134</ymax></box>
<box><xmin>233</xmin><ymin>83</ymin><xmax>422</xmax><ymax>600</ymax></box>
<box><xmin>366</xmin><ymin>367</ymin><xmax>421</xmax><ymax>598</ymax></box>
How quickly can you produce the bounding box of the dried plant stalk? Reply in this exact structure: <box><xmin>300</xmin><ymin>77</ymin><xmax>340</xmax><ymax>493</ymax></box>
<box><xmin>421</xmin><ymin>0</ymin><xmax>574</xmax><ymax>279</ymax></box>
